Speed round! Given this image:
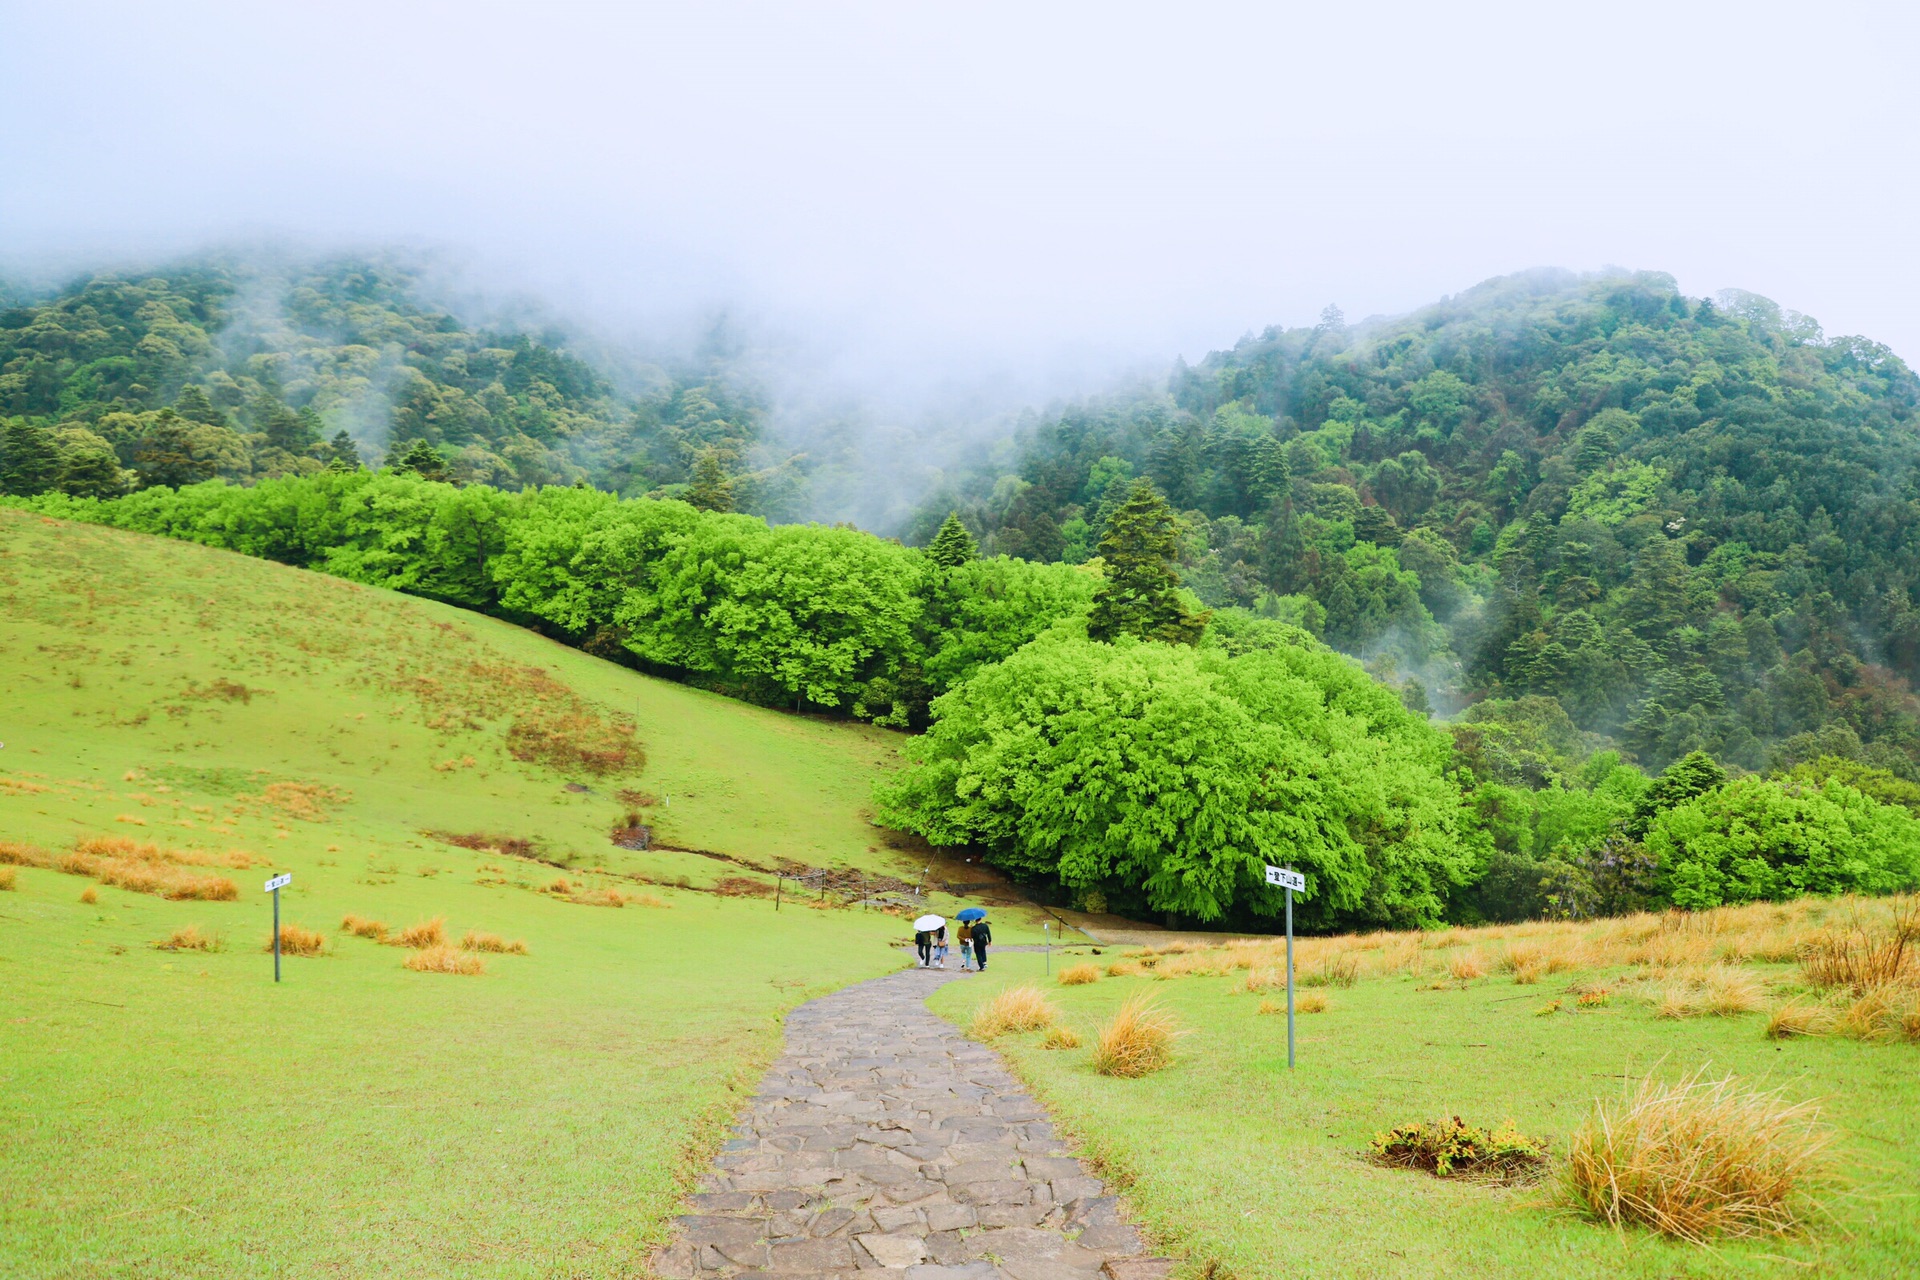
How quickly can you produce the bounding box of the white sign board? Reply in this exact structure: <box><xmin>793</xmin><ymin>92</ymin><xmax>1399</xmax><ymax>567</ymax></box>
<box><xmin>263</xmin><ymin>873</ymin><xmax>292</xmax><ymax>893</ymax></box>
<box><xmin>1265</xmin><ymin>865</ymin><xmax>1306</xmax><ymax>892</ymax></box>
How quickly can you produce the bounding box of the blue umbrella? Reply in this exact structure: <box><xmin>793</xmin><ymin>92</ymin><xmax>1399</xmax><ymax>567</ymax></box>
<box><xmin>955</xmin><ymin>907</ymin><xmax>987</xmax><ymax>922</ymax></box>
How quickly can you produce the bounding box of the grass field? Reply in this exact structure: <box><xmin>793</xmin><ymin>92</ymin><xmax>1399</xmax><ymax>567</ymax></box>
<box><xmin>0</xmin><ymin>511</ymin><xmax>1025</xmax><ymax>1277</ymax></box>
<box><xmin>931</xmin><ymin>910</ymin><xmax>1920</xmax><ymax>1279</ymax></box>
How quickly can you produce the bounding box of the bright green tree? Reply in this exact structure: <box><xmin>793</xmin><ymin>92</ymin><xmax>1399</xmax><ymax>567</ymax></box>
<box><xmin>1086</xmin><ymin>480</ymin><xmax>1208</xmax><ymax>645</ymax></box>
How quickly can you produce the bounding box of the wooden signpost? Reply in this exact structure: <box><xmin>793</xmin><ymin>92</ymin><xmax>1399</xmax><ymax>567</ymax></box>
<box><xmin>1266</xmin><ymin>864</ymin><xmax>1306</xmax><ymax>1067</ymax></box>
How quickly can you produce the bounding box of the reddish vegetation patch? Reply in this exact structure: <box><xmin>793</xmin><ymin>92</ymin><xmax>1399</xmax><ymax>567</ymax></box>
<box><xmin>430</xmin><ymin>831</ymin><xmax>540</xmax><ymax>858</ymax></box>
<box><xmin>713</xmin><ymin>876</ymin><xmax>776</xmax><ymax>898</ymax></box>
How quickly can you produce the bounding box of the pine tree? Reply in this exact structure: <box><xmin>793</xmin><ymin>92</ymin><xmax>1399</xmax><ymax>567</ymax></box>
<box><xmin>1087</xmin><ymin>480</ymin><xmax>1208</xmax><ymax>645</ymax></box>
<box><xmin>387</xmin><ymin>438</ymin><xmax>451</xmax><ymax>483</ymax></box>
<box><xmin>926</xmin><ymin>513</ymin><xmax>978</xmax><ymax>568</ymax></box>
<box><xmin>173</xmin><ymin>385</ymin><xmax>228</xmax><ymax>427</ymax></box>
<box><xmin>326</xmin><ymin>430</ymin><xmax>361</xmax><ymax>469</ymax></box>
<box><xmin>686</xmin><ymin>451</ymin><xmax>734</xmax><ymax>513</ymax></box>
<box><xmin>0</xmin><ymin>421</ymin><xmax>62</xmax><ymax>496</ymax></box>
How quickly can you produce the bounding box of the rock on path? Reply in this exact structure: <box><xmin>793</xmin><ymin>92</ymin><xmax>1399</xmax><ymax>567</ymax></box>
<box><xmin>652</xmin><ymin>967</ymin><xmax>1175</xmax><ymax>1280</ymax></box>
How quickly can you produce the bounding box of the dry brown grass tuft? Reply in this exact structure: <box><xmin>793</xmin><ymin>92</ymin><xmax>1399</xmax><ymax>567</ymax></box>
<box><xmin>1302</xmin><ymin>954</ymin><xmax>1359</xmax><ymax>988</ymax></box>
<box><xmin>340</xmin><ymin>913</ymin><xmax>389</xmax><ymax>941</ymax></box>
<box><xmin>153</xmin><ymin>924</ymin><xmax>219</xmax><ymax>951</ymax></box>
<box><xmin>712</xmin><ymin>876</ymin><xmax>775</xmax><ymax>898</ymax></box>
<box><xmin>1057</xmin><ymin>963</ymin><xmax>1101</xmax><ymax>986</ymax></box>
<box><xmin>1105</xmin><ymin>961</ymin><xmax>1144</xmax><ymax>978</ymax></box>
<box><xmin>969</xmin><ymin>985</ymin><xmax>1058</xmax><ymax>1038</ymax></box>
<box><xmin>1798</xmin><ymin>896</ymin><xmax>1918</xmax><ymax>994</ymax></box>
<box><xmin>265</xmin><ymin>923</ymin><xmax>326</xmax><ymax>956</ymax></box>
<box><xmin>1562</xmin><ymin>1070</ymin><xmax>1833</xmax><ymax>1243</ymax></box>
<box><xmin>0</xmin><ymin>867</ymin><xmax>13</xmax><ymax>892</ymax></box>
<box><xmin>1297</xmin><ymin>992</ymin><xmax>1329</xmax><ymax>1013</ymax></box>
<box><xmin>460</xmin><ymin>930</ymin><xmax>529</xmax><ymax>955</ymax></box>
<box><xmin>1765</xmin><ymin>1002</ymin><xmax>1832</xmax><ymax>1040</ymax></box>
<box><xmin>546</xmin><ymin>876</ymin><xmax>573</xmax><ymax>895</ymax></box>
<box><xmin>80</xmin><ymin>886</ymin><xmax>97</xmax><ymax>904</ymax></box>
<box><xmin>1449</xmin><ymin>951</ymin><xmax>1487</xmax><ymax>981</ymax></box>
<box><xmin>1040</xmin><ymin>1025</ymin><xmax>1082</xmax><ymax>1050</ymax></box>
<box><xmin>391</xmin><ymin>917</ymin><xmax>446</xmax><ymax>949</ymax></box>
<box><xmin>0</xmin><ymin>840</ymin><xmax>46</xmax><ymax>867</ymax></box>
<box><xmin>56</xmin><ymin>837</ymin><xmax>241</xmax><ymax>901</ymax></box>
<box><xmin>1257</xmin><ymin>998</ymin><xmax>1283</xmax><ymax>1015</ymax></box>
<box><xmin>1093</xmin><ymin>993</ymin><xmax>1184</xmax><ymax>1078</ymax></box>
<box><xmin>405</xmin><ymin>945</ymin><xmax>486</xmax><ymax>976</ymax></box>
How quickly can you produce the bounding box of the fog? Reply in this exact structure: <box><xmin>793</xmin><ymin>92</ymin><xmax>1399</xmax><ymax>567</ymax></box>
<box><xmin>4</xmin><ymin>1</ymin><xmax>1917</xmax><ymax>443</ymax></box>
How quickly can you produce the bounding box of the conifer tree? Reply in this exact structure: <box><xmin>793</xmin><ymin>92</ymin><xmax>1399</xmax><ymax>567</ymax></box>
<box><xmin>1087</xmin><ymin>480</ymin><xmax>1208</xmax><ymax>645</ymax></box>
<box><xmin>387</xmin><ymin>438</ymin><xmax>451</xmax><ymax>483</ymax></box>
<box><xmin>926</xmin><ymin>513</ymin><xmax>978</xmax><ymax>568</ymax></box>
<box><xmin>686</xmin><ymin>450</ymin><xmax>734</xmax><ymax>512</ymax></box>
<box><xmin>0</xmin><ymin>421</ymin><xmax>62</xmax><ymax>496</ymax></box>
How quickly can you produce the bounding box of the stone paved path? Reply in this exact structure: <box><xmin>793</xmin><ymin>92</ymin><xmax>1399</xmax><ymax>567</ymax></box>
<box><xmin>652</xmin><ymin>966</ymin><xmax>1174</xmax><ymax>1280</ymax></box>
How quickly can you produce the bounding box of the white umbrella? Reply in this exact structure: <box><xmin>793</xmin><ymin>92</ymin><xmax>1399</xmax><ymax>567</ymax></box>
<box><xmin>914</xmin><ymin>914</ymin><xmax>945</xmax><ymax>931</ymax></box>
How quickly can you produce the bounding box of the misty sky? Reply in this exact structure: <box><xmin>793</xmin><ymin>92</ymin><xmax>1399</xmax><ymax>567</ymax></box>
<box><xmin>4</xmin><ymin>0</ymin><xmax>1917</xmax><ymax>405</ymax></box>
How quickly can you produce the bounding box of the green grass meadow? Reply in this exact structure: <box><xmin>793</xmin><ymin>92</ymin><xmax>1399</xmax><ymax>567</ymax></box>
<box><xmin>0</xmin><ymin>512</ymin><xmax>948</xmax><ymax>1276</ymax></box>
<box><xmin>930</xmin><ymin>954</ymin><xmax>1920</xmax><ymax>1279</ymax></box>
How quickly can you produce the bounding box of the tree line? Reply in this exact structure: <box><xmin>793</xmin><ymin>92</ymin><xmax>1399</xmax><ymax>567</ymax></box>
<box><xmin>13</xmin><ymin>470</ymin><xmax>1917</xmax><ymax>930</ymax></box>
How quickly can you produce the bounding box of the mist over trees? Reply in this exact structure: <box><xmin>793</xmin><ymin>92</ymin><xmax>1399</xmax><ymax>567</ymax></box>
<box><xmin>8</xmin><ymin>256</ymin><xmax>1920</xmax><ymax>927</ymax></box>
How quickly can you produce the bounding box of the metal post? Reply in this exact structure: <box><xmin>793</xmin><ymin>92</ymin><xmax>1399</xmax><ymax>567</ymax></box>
<box><xmin>1285</xmin><ymin>881</ymin><xmax>1294</xmax><ymax>1069</ymax></box>
<box><xmin>774</xmin><ymin>876</ymin><xmax>781</xmax><ymax>912</ymax></box>
<box><xmin>273</xmin><ymin>885</ymin><xmax>282</xmax><ymax>984</ymax></box>
<box><xmin>1044</xmin><ymin>922</ymin><xmax>1051</xmax><ymax>976</ymax></box>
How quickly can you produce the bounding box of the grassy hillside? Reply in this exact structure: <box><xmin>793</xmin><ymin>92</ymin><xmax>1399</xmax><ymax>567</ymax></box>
<box><xmin>0</xmin><ymin>511</ymin><xmax>981</xmax><ymax>1277</ymax></box>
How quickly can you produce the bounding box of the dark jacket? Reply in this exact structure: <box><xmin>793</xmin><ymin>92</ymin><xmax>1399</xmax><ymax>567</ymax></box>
<box><xmin>970</xmin><ymin>922</ymin><xmax>991</xmax><ymax>947</ymax></box>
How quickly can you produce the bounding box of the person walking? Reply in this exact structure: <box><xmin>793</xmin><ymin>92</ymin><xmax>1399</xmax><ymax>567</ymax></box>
<box><xmin>970</xmin><ymin>915</ymin><xmax>991</xmax><ymax>971</ymax></box>
<box><xmin>914</xmin><ymin>927</ymin><xmax>933</xmax><ymax>968</ymax></box>
<box><xmin>956</xmin><ymin>920</ymin><xmax>975</xmax><ymax>971</ymax></box>
<box><xmin>933</xmin><ymin>924</ymin><xmax>949</xmax><ymax>969</ymax></box>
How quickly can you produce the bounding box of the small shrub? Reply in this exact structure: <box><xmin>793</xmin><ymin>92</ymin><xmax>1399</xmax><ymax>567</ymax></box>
<box><xmin>547</xmin><ymin>877</ymin><xmax>573</xmax><ymax>895</ymax></box>
<box><xmin>80</xmin><ymin>886</ymin><xmax>97</xmax><ymax>904</ymax></box>
<box><xmin>970</xmin><ymin>985</ymin><xmax>1058</xmax><ymax>1038</ymax></box>
<box><xmin>1369</xmin><ymin>1117</ymin><xmax>1548</xmax><ymax>1183</ymax></box>
<box><xmin>1093</xmin><ymin>993</ymin><xmax>1183</xmax><ymax>1078</ymax></box>
<box><xmin>1040</xmin><ymin>1026</ymin><xmax>1081</xmax><ymax>1050</ymax></box>
<box><xmin>405</xmin><ymin>945</ymin><xmax>486</xmax><ymax>976</ymax></box>
<box><xmin>1798</xmin><ymin>897</ymin><xmax>1918</xmax><ymax>994</ymax></box>
<box><xmin>391</xmin><ymin>917</ymin><xmax>446</xmax><ymax>949</ymax></box>
<box><xmin>1576</xmin><ymin>988</ymin><xmax>1612</xmax><ymax>1009</ymax></box>
<box><xmin>1105</xmin><ymin>961</ymin><xmax>1144</xmax><ymax>978</ymax></box>
<box><xmin>1257</xmin><ymin>998</ymin><xmax>1283</xmax><ymax>1015</ymax></box>
<box><xmin>1510</xmin><ymin>959</ymin><xmax>1543</xmax><ymax>985</ymax></box>
<box><xmin>1302</xmin><ymin>954</ymin><xmax>1358</xmax><ymax>988</ymax></box>
<box><xmin>1449</xmin><ymin>952</ymin><xmax>1486</xmax><ymax>981</ymax></box>
<box><xmin>264</xmin><ymin>923</ymin><xmax>326</xmax><ymax>956</ymax></box>
<box><xmin>1535</xmin><ymin>1000</ymin><xmax>1563</xmax><ymax>1016</ymax></box>
<box><xmin>460</xmin><ymin>930</ymin><xmax>529</xmax><ymax>955</ymax></box>
<box><xmin>340</xmin><ymin>913</ymin><xmax>389</xmax><ymax>941</ymax></box>
<box><xmin>0</xmin><ymin>867</ymin><xmax>14</xmax><ymax>891</ymax></box>
<box><xmin>1058</xmin><ymin>963</ymin><xmax>1100</xmax><ymax>986</ymax></box>
<box><xmin>153</xmin><ymin>924</ymin><xmax>219</xmax><ymax>951</ymax></box>
<box><xmin>1561</xmin><ymin>1070</ymin><xmax>1833</xmax><ymax>1242</ymax></box>
<box><xmin>1296</xmin><ymin>992</ymin><xmax>1329</xmax><ymax>1013</ymax></box>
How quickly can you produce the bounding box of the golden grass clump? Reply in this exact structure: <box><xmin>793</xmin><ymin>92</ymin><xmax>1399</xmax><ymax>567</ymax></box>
<box><xmin>1057</xmin><ymin>963</ymin><xmax>1101</xmax><ymax>986</ymax></box>
<box><xmin>1296</xmin><ymin>992</ymin><xmax>1329</xmax><ymax>1013</ymax></box>
<box><xmin>1301</xmin><ymin>954</ymin><xmax>1358</xmax><ymax>988</ymax></box>
<box><xmin>1765</xmin><ymin>1001</ymin><xmax>1832</xmax><ymax>1040</ymax></box>
<box><xmin>391</xmin><ymin>917</ymin><xmax>447</xmax><ymax>949</ymax></box>
<box><xmin>1833</xmin><ymin>986</ymin><xmax>1920</xmax><ymax>1042</ymax></box>
<box><xmin>56</xmin><ymin>837</ymin><xmax>241</xmax><ymax>901</ymax></box>
<box><xmin>1797</xmin><ymin>895</ymin><xmax>1917</xmax><ymax>994</ymax></box>
<box><xmin>969</xmin><ymin>984</ymin><xmax>1059</xmax><ymax>1038</ymax></box>
<box><xmin>460</xmin><ymin>930</ymin><xmax>529</xmax><ymax>955</ymax></box>
<box><xmin>153</xmin><ymin>924</ymin><xmax>219</xmax><ymax>951</ymax></box>
<box><xmin>405</xmin><ymin>945</ymin><xmax>486</xmax><ymax>976</ymax></box>
<box><xmin>1105</xmin><ymin>960</ymin><xmax>1144</xmax><ymax>978</ymax></box>
<box><xmin>0</xmin><ymin>866</ymin><xmax>14</xmax><ymax>891</ymax></box>
<box><xmin>340</xmin><ymin>913</ymin><xmax>389</xmax><ymax>941</ymax></box>
<box><xmin>1257</xmin><ymin>998</ymin><xmax>1283</xmax><ymax>1015</ymax></box>
<box><xmin>0</xmin><ymin>840</ymin><xmax>45</xmax><ymax>867</ymax></box>
<box><xmin>1561</xmin><ymin>1070</ymin><xmax>1833</xmax><ymax>1243</ymax></box>
<box><xmin>80</xmin><ymin>886</ymin><xmax>97</xmax><ymax>904</ymax></box>
<box><xmin>265</xmin><ymin>923</ymin><xmax>326</xmax><ymax>956</ymax></box>
<box><xmin>1040</xmin><ymin>1025</ymin><xmax>1082</xmax><ymax>1050</ymax></box>
<box><xmin>1449</xmin><ymin>951</ymin><xmax>1487</xmax><ymax>981</ymax></box>
<box><xmin>1093</xmin><ymin>993</ymin><xmax>1184</xmax><ymax>1078</ymax></box>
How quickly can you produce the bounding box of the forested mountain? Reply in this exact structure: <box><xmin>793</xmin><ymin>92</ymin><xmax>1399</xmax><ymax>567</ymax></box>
<box><xmin>915</xmin><ymin>270</ymin><xmax>1920</xmax><ymax>777</ymax></box>
<box><xmin>0</xmin><ymin>258</ymin><xmax>814</xmax><ymax>513</ymax></box>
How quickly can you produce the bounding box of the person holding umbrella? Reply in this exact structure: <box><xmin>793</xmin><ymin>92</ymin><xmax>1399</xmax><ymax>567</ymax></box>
<box><xmin>957</xmin><ymin>907</ymin><xmax>990</xmax><ymax>971</ymax></box>
<box><xmin>913</xmin><ymin>914</ymin><xmax>944</xmax><ymax>968</ymax></box>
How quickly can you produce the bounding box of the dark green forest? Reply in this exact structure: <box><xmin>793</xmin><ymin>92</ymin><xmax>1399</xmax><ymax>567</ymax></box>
<box><xmin>917</xmin><ymin>270</ymin><xmax>1920</xmax><ymax>780</ymax></box>
<box><xmin>7</xmin><ymin>259</ymin><xmax>1920</xmax><ymax>929</ymax></box>
<box><xmin>0</xmin><ymin>258</ymin><xmax>811</xmax><ymax>511</ymax></box>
